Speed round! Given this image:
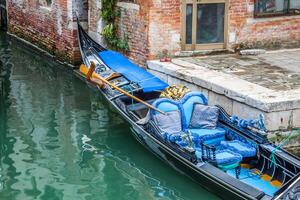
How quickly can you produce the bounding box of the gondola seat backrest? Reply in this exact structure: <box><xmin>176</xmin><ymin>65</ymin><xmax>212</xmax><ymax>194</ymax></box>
<box><xmin>150</xmin><ymin>98</ymin><xmax>184</xmax><ymax>134</ymax></box>
<box><xmin>180</xmin><ymin>91</ymin><xmax>208</xmax><ymax>130</ymax></box>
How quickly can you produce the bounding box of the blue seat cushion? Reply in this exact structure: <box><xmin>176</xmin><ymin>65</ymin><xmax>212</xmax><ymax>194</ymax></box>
<box><xmin>221</xmin><ymin>140</ymin><xmax>257</xmax><ymax>158</ymax></box>
<box><xmin>189</xmin><ymin>104</ymin><xmax>220</xmax><ymax>129</ymax></box>
<box><xmin>215</xmin><ymin>149</ymin><xmax>243</xmax><ymax>166</ymax></box>
<box><xmin>151</xmin><ymin>98</ymin><xmax>184</xmax><ymax>133</ymax></box>
<box><xmin>181</xmin><ymin>91</ymin><xmax>208</xmax><ymax>129</ymax></box>
<box><xmin>188</xmin><ymin>127</ymin><xmax>226</xmax><ymax>146</ymax></box>
<box><xmin>153</xmin><ymin>110</ymin><xmax>182</xmax><ymax>134</ymax></box>
<box><xmin>195</xmin><ymin>148</ymin><xmax>242</xmax><ymax>166</ymax></box>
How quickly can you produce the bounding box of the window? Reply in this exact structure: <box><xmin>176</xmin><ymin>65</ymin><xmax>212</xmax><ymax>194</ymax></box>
<box><xmin>182</xmin><ymin>0</ymin><xmax>228</xmax><ymax>51</ymax></box>
<box><xmin>39</xmin><ymin>0</ymin><xmax>52</xmax><ymax>7</ymax></box>
<box><xmin>196</xmin><ymin>3</ymin><xmax>225</xmax><ymax>44</ymax></box>
<box><xmin>254</xmin><ymin>0</ymin><xmax>300</xmax><ymax>17</ymax></box>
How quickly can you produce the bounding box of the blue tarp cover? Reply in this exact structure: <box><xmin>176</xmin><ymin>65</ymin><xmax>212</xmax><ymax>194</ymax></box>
<box><xmin>99</xmin><ymin>50</ymin><xmax>168</xmax><ymax>92</ymax></box>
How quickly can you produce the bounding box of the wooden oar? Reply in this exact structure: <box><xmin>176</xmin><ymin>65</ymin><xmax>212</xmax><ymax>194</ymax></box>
<box><xmin>105</xmin><ymin>72</ymin><xmax>121</xmax><ymax>81</ymax></box>
<box><xmin>80</xmin><ymin>62</ymin><xmax>166</xmax><ymax>115</ymax></box>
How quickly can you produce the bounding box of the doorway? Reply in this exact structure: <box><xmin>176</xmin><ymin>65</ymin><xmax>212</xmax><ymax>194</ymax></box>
<box><xmin>182</xmin><ymin>0</ymin><xmax>228</xmax><ymax>51</ymax></box>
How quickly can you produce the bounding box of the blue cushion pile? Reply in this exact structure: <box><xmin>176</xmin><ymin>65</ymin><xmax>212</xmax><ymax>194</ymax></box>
<box><xmin>221</xmin><ymin>140</ymin><xmax>257</xmax><ymax>158</ymax></box>
<box><xmin>151</xmin><ymin>91</ymin><xmax>257</xmax><ymax>168</ymax></box>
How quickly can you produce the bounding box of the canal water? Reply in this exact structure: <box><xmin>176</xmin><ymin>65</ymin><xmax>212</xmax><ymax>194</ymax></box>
<box><xmin>0</xmin><ymin>33</ymin><xmax>219</xmax><ymax>200</ymax></box>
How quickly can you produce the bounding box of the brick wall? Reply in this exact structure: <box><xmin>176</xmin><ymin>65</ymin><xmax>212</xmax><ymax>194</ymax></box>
<box><xmin>115</xmin><ymin>0</ymin><xmax>181</xmax><ymax>65</ymax></box>
<box><xmin>147</xmin><ymin>0</ymin><xmax>181</xmax><ymax>59</ymax></box>
<box><xmin>117</xmin><ymin>1</ymin><xmax>149</xmax><ymax>67</ymax></box>
<box><xmin>88</xmin><ymin>0</ymin><xmax>104</xmax><ymax>44</ymax></box>
<box><xmin>117</xmin><ymin>0</ymin><xmax>300</xmax><ymax>63</ymax></box>
<box><xmin>229</xmin><ymin>0</ymin><xmax>300</xmax><ymax>50</ymax></box>
<box><xmin>7</xmin><ymin>0</ymin><xmax>88</xmax><ymax>64</ymax></box>
<box><xmin>7</xmin><ymin>0</ymin><xmax>300</xmax><ymax>66</ymax></box>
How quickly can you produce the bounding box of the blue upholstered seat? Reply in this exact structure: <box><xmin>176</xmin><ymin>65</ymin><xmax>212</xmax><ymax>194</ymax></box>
<box><xmin>180</xmin><ymin>91</ymin><xmax>208</xmax><ymax>130</ymax></box>
<box><xmin>215</xmin><ymin>150</ymin><xmax>243</xmax><ymax>166</ymax></box>
<box><xmin>151</xmin><ymin>92</ymin><xmax>261</xmax><ymax>175</ymax></box>
<box><xmin>188</xmin><ymin>128</ymin><xmax>225</xmax><ymax>146</ymax></box>
<box><xmin>195</xmin><ymin>148</ymin><xmax>242</xmax><ymax>167</ymax></box>
<box><xmin>151</xmin><ymin>92</ymin><xmax>227</xmax><ymax>146</ymax></box>
<box><xmin>221</xmin><ymin>140</ymin><xmax>257</xmax><ymax>158</ymax></box>
<box><xmin>181</xmin><ymin>92</ymin><xmax>225</xmax><ymax>145</ymax></box>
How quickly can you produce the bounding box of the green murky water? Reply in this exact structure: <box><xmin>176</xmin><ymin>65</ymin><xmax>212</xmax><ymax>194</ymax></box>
<box><xmin>0</xmin><ymin>33</ymin><xmax>219</xmax><ymax>200</ymax></box>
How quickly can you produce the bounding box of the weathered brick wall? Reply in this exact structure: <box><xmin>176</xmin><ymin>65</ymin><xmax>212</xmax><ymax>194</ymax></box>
<box><xmin>228</xmin><ymin>0</ymin><xmax>300</xmax><ymax>50</ymax></box>
<box><xmin>115</xmin><ymin>0</ymin><xmax>181</xmax><ymax>65</ymax></box>
<box><xmin>123</xmin><ymin>0</ymin><xmax>300</xmax><ymax>62</ymax></box>
<box><xmin>7</xmin><ymin>0</ymin><xmax>300</xmax><ymax>66</ymax></box>
<box><xmin>7</xmin><ymin>0</ymin><xmax>88</xmax><ymax>64</ymax></box>
<box><xmin>88</xmin><ymin>0</ymin><xmax>104</xmax><ymax>44</ymax></box>
<box><xmin>148</xmin><ymin>0</ymin><xmax>181</xmax><ymax>59</ymax></box>
<box><xmin>117</xmin><ymin>1</ymin><xmax>149</xmax><ymax>67</ymax></box>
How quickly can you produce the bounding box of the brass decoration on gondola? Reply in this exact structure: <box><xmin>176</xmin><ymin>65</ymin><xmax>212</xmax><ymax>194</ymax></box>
<box><xmin>160</xmin><ymin>85</ymin><xmax>190</xmax><ymax>100</ymax></box>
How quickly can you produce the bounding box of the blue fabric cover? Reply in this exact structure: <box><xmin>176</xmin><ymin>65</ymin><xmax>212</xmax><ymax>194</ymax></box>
<box><xmin>226</xmin><ymin>129</ymin><xmax>258</xmax><ymax>149</ymax></box>
<box><xmin>221</xmin><ymin>140</ymin><xmax>257</xmax><ymax>158</ymax></box>
<box><xmin>195</xmin><ymin>149</ymin><xmax>242</xmax><ymax>166</ymax></box>
<box><xmin>163</xmin><ymin>132</ymin><xmax>193</xmax><ymax>148</ymax></box>
<box><xmin>188</xmin><ymin>128</ymin><xmax>225</xmax><ymax>146</ymax></box>
<box><xmin>163</xmin><ymin>133</ymin><xmax>182</xmax><ymax>143</ymax></box>
<box><xmin>98</xmin><ymin>50</ymin><xmax>168</xmax><ymax>92</ymax></box>
<box><xmin>189</xmin><ymin>104</ymin><xmax>220</xmax><ymax>129</ymax></box>
<box><xmin>215</xmin><ymin>149</ymin><xmax>242</xmax><ymax>166</ymax></box>
<box><xmin>181</xmin><ymin>92</ymin><xmax>208</xmax><ymax>130</ymax></box>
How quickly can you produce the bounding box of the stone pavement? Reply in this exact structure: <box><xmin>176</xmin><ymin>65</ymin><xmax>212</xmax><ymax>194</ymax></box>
<box><xmin>180</xmin><ymin>49</ymin><xmax>300</xmax><ymax>91</ymax></box>
<box><xmin>147</xmin><ymin>49</ymin><xmax>300</xmax><ymax>131</ymax></box>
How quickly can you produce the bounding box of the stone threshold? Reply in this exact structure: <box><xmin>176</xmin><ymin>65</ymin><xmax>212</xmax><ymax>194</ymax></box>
<box><xmin>175</xmin><ymin>49</ymin><xmax>234</xmax><ymax>57</ymax></box>
<box><xmin>147</xmin><ymin>58</ymin><xmax>300</xmax><ymax>131</ymax></box>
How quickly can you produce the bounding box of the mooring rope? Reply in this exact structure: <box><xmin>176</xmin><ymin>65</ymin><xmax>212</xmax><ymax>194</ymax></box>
<box><xmin>269</xmin><ymin>130</ymin><xmax>300</xmax><ymax>168</ymax></box>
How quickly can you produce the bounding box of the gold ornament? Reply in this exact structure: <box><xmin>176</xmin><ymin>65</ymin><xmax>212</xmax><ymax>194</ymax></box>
<box><xmin>160</xmin><ymin>85</ymin><xmax>190</xmax><ymax>100</ymax></box>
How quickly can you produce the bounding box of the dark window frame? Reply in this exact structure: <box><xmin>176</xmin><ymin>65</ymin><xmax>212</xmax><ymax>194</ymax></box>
<box><xmin>181</xmin><ymin>0</ymin><xmax>228</xmax><ymax>51</ymax></box>
<box><xmin>254</xmin><ymin>0</ymin><xmax>300</xmax><ymax>18</ymax></box>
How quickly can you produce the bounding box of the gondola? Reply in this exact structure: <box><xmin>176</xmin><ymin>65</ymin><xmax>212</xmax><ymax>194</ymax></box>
<box><xmin>76</xmin><ymin>21</ymin><xmax>300</xmax><ymax>200</ymax></box>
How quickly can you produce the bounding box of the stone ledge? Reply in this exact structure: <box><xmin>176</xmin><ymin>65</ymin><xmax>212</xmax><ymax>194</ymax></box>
<box><xmin>247</xmin><ymin>14</ymin><xmax>300</xmax><ymax>24</ymax></box>
<box><xmin>175</xmin><ymin>49</ymin><xmax>233</xmax><ymax>57</ymax></box>
<box><xmin>147</xmin><ymin>60</ymin><xmax>300</xmax><ymax>131</ymax></box>
<box><xmin>147</xmin><ymin>59</ymin><xmax>300</xmax><ymax>113</ymax></box>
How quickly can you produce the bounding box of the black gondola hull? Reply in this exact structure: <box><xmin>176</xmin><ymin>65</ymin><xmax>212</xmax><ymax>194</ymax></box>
<box><xmin>76</xmin><ymin>21</ymin><xmax>300</xmax><ymax>200</ymax></box>
<box><xmin>100</xmin><ymin>86</ymin><xmax>261</xmax><ymax>200</ymax></box>
<box><xmin>73</xmin><ymin>71</ymin><xmax>262</xmax><ymax>200</ymax></box>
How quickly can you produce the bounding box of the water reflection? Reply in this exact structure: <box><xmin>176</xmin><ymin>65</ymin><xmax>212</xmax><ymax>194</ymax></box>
<box><xmin>0</xmin><ymin>32</ymin><xmax>219</xmax><ymax>200</ymax></box>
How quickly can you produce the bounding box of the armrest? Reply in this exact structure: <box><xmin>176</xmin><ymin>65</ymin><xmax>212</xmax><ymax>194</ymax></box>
<box><xmin>201</xmin><ymin>141</ymin><xmax>216</xmax><ymax>162</ymax></box>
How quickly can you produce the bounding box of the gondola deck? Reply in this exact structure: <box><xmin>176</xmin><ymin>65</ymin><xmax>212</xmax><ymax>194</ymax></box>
<box><xmin>76</xmin><ymin>20</ymin><xmax>300</xmax><ymax>200</ymax></box>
